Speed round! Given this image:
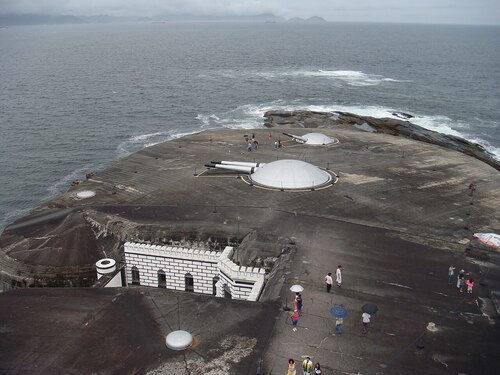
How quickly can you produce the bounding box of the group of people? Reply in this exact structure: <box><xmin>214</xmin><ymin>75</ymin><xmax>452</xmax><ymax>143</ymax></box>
<box><xmin>286</xmin><ymin>263</ymin><xmax>478</xmax><ymax>373</ymax></box>
<box><xmin>448</xmin><ymin>266</ymin><xmax>474</xmax><ymax>293</ymax></box>
<box><xmin>324</xmin><ymin>265</ymin><xmax>343</xmax><ymax>293</ymax></box>
<box><xmin>245</xmin><ymin>132</ymin><xmax>287</xmax><ymax>151</ymax></box>
<box><xmin>287</xmin><ymin>357</ymin><xmax>321</xmax><ymax>375</ymax></box>
<box><xmin>292</xmin><ymin>265</ymin><xmax>343</xmax><ymax>332</ymax></box>
<box><xmin>246</xmin><ymin>134</ymin><xmax>259</xmax><ymax>151</ymax></box>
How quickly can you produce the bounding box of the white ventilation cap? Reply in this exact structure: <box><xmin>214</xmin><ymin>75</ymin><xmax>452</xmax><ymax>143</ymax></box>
<box><xmin>165</xmin><ymin>330</ymin><xmax>193</xmax><ymax>350</ymax></box>
<box><xmin>76</xmin><ymin>190</ymin><xmax>96</xmax><ymax>199</ymax></box>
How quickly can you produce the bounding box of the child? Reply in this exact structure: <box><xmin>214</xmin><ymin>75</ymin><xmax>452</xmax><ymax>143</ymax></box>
<box><xmin>290</xmin><ymin>310</ymin><xmax>299</xmax><ymax>332</ymax></box>
<box><xmin>314</xmin><ymin>363</ymin><xmax>322</xmax><ymax>374</ymax></box>
<box><xmin>466</xmin><ymin>278</ymin><xmax>474</xmax><ymax>293</ymax></box>
<box><xmin>287</xmin><ymin>358</ymin><xmax>296</xmax><ymax>375</ymax></box>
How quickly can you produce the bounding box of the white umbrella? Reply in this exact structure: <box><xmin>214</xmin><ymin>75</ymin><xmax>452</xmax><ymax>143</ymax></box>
<box><xmin>290</xmin><ymin>284</ymin><xmax>304</xmax><ymax>293</ymax></box>
<box><xmin>473</xmin><ymin>233</ymin><xmax>500</xmax><ymax>248</ymax></box>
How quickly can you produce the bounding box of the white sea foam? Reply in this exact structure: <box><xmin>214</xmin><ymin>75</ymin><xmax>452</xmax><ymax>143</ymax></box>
<box><xmin>196</xmin><ymin>114</ymin><xmax>221</xmax><ymax>127</ymax></box>
<box><xmin>255</xmin><ymin>69</ymin><xmax>411</xmax><ymax>86</ymax></box>
<box><xmin>129</xmin><ymin>132</ymin><xmax>164</xmax><ymax>142</ymax></box>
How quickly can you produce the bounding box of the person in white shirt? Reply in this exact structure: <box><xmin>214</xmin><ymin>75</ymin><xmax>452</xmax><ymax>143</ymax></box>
<box><xmin>362</xmin><ymin>312</ymin><xmax>371</xmax><ymax>333</ymax></box>
<box><xmin>324</xmin><ymin>273</ymin><xmax>333</xmax><ymax>293</ymax></box>
<box><xmin>336</xmin><ymin>265</ymin><xmax>343</xmax><ymax>288</ymax></box>
<box><xmin>448</xmin><ymin>265</ymin><xmax>455</xmax><ymax>284</ymax></box>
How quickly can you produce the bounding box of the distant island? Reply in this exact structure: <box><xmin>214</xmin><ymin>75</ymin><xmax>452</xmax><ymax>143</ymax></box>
<box><xmin>0</xmin><ymin>12</ymin><xmax>328</xmax><ymax>26</ymax></box>
<box><xmin>288</xmin><ymin>16</ymin><xmax>327</xmax><ymax>22</ymax></box>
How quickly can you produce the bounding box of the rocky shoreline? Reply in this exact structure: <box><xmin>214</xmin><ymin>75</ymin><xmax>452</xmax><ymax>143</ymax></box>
<box><xmin>264</xmin><ymin>110</ymin><xmax>500</xmax><ymax>171</ymax></box>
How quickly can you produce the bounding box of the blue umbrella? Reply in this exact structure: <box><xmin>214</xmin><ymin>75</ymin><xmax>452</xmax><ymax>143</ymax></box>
<box><xmin>330</xmin><ymin>305</ymin><xmax>348</xmax><ymax>318</ymax></box>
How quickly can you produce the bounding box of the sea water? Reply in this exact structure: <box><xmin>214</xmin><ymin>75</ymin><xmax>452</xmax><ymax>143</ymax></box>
<box><xmin>0</xmin><ymin>22</ymin><xmax>499</xmax><ymax>229</ymax></box>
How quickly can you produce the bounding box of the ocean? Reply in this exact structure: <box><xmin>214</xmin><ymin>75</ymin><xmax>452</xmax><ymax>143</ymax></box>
<box><xmin>0</xmin><ymin>22</ymin><xmax>499</xmax><ymax>229</ymax></box>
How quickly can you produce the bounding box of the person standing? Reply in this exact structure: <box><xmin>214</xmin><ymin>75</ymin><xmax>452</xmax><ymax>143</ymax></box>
<box><xmin>362</xmin><ymin>312</ymin><xmax>371</xmax><ymax>333</ymax></box>
<box><xmin>467</xmin><ymin>278</ymin><xmax>474</xmax><ymax>293</ymax></box>
<box><xmin>290</xmin><ymin>310</ymin><xmax>299</xmax><ymax>332</ymax></box>
<box><xmin>336</xmin><ymin>265</ymin><xmax>343</xmax><ymax>288</ymax></box>
<box><xmin>324</xmin><ymin>273</ymin><xmax>333</xmax><ymax>293</ymax></box>
<box><xmin>457</xmin><ymin>269</ymin><xmax>465</xmax><ymax>293</ymax></box>
<box><xmin>302</xmin><ymin>356</ymin><xmax>313</xmax><ymax>375</ymax></box>
<box><xmin>335</xmin><ymin>317</ymin><xmax>343</xmax><ymax>334</ymax></box>
<box><xmin>287</xmin><ymin>358</ymin><xmax>296</xmax><ymax>375</ymax></box>
<box><xmin>448</xmin><ymin>265</ymin><xmax>455</xmax><ymax>284</ymax></box>
<box><xmin>296</xmin><ymin>293</ymin><xmax>303</xmax><ymax>316</ymax></box>
<box><xmin>314</xmin><ymin>363</ymin><xmax>322</xmax><ymax>374</ymax></box>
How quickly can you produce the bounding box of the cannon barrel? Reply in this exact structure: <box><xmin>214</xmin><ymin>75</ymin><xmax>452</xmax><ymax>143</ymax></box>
<box><xmin>206</xmin><ymin>163</ymin><xmax>255</xmax><ymax>174</ymax></box>
<box><xmin>282</xmin><ymin>133</ymin><xmax>306</xmax><ymax>143</ymax></box>
<box><xmin>211</xmin><ymin>160</ymin><xmax>265</xmax><ymax>168</ymax></box>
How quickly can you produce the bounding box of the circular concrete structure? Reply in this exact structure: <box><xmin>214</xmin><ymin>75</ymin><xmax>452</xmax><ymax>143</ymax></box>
<box><xmin>301</xmin><ymin>133</ymin><xmax>335</xmax><ymax>145</ymax></box>
<box><xmin>76</xmin><ymin>190</ymin><xmax>96</xmax><ymax>199</ymax></box>
<box><xmin>165</xmin><ymin>330</ymin><xmax>193</xmax><ymax>350</ymax></box>
<box><xmin>95</xmin><ymin>258</ymin><xmax>116</xmax><ymax>279</ymax></box>
<box><xmin>250</xmin><ymin>159</ymin><xmax>331</xmax><ymax>190</ymax></box>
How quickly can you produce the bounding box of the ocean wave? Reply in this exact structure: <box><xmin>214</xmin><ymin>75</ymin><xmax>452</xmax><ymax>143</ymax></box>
<box><xmin>129</xmin><ymin>132</ymin><xmax>165</xmax><ymax>142</ymax></box>
<box><xmin>196</xmin><ymin>114</ymin><xmax>221</xmax><ymax>127</ymax></box>
<box><xmin>255</xmin><ymin>69</ymin><xmax>411</xmax><ymax>86</ymax></box>
<box><xmin>204</xmin><ymin>68</ymin><xmax>411</xmax><ymax>87</ymax></box>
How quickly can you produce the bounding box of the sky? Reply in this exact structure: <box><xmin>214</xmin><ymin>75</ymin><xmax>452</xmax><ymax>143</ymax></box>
<box><xmin>1</xmin><ymin>0</ymin><xmax>499</xmax><ymax>25</ymax></box>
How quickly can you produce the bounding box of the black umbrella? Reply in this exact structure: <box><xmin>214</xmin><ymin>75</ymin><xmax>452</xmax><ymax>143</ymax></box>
<box><xmin>362</xmin><ymin>303</ymin><xmax>378</xmax><ymax>314</ymax></box>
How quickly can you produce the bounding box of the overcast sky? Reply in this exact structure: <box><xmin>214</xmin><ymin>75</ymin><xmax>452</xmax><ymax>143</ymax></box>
<box><xmin>1</xmin><ymin>0</ymin><xmax>499</xmax><ymax>25</ymax></box>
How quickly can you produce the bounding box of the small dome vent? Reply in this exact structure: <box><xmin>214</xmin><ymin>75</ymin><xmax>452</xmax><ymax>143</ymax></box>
<box><xmin>165</xmin><ymin>330</ymin><xmax>193</xmax><ymax>350</ymax></box>
<box><xmin>76</xmin><ymin>190</ymin><xmax>96</xmax><ymax>199</ymax></box>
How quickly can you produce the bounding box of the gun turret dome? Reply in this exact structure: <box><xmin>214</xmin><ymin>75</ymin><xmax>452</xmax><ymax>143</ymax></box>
<box><xmin>249</xmin><ymin>159</ymin><xmax>331</xmax><ymax>189</ymax></box>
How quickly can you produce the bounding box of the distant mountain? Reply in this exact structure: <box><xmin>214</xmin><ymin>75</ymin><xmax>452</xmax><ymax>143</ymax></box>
<box><xmin>0</xmin><ymin>12</ymin><xmax>286</xmax><ymax>26</ymax></box>
<box><xmin>306</xmin><ymin>16</ymin><xmax>327</xmax><ymax>22</ymax></box>
<box><xmin>80</xmin><ymin>15</ymin><xmax>153</xmax><ymax>23</ymax></box>
<box><xmin>152</xmin><ymin>13</ymin><xmax>285</xmax><ymax>22</ymax></box>
<box><xmin>0</xmin><ymin>13</ymin><xmax>85</xmax><ymax>26</ymax></box>
<box><xmin>288</xmin><ymin>16</ymin><xmax>327</xmax><ymax>23</ymax></box>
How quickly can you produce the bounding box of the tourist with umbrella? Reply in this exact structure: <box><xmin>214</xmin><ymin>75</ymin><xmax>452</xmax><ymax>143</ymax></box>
<box><xmin>289</xmin><ymin>285</ymin><xmax>304</xmax><ymax>312</ymax></box>
<box><xmin>330</xmin><ymin>305</ymin><xmax>348</xmax><ymax>334</ymax></box>
<box><xmin>361</xmin><ymin>303</ymin><xmax>378</xmax><ymax>334</ymax></box>
<box><xmin>290</xmin><ymin>284</ymin><xmax>304</xmax><ymax>293</ymax></box>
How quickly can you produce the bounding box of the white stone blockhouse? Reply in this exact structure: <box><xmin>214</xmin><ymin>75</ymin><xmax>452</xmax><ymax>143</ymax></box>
<box><xmin>123</xmin><ymin>242</ymin><xmax>266</xmax><ymax>301</ymax></box>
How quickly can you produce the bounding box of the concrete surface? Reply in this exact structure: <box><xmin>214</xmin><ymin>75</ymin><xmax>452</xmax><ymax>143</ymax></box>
<box><xmin>1</xmin><ymin>126</ymin><xmax>499</xmax><ymax>374</ymax></box>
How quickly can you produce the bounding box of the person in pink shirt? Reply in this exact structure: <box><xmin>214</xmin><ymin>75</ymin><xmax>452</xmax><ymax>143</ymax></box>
<box><xmin>290</xmin><ymin>310</ymin><xmax>299</xmax><ymax>332</ymax></box>
<box><xmin>466</xmin><ymin>278</ymin><xmax>474</xmax><ymax>293</ymax></box>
